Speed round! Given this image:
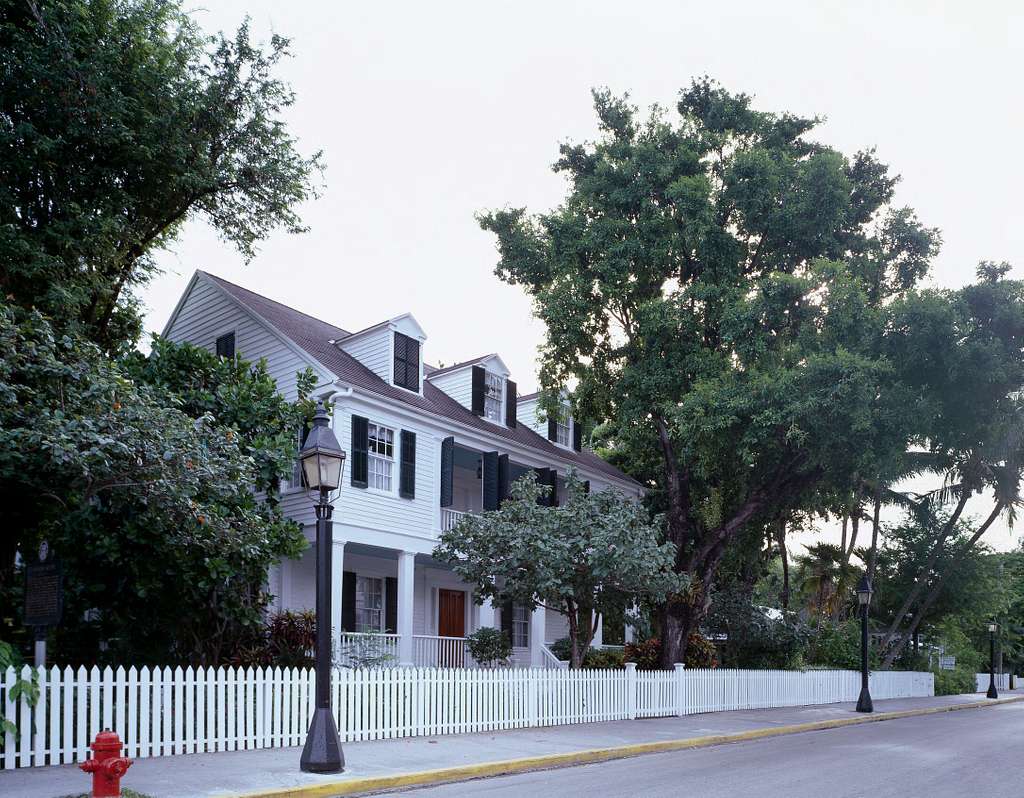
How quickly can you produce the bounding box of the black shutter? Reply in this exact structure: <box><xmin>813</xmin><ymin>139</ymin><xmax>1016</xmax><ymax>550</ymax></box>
<box><xmin>501</xmin><ymin>600</ymin><xmax>514</xmax><ymax>646</ymax></box>
<box><xmin>407</xmin><ymin>335</ymin><xmax>420</xmax><ymax>392</ymax></box>
<box><xmin>505</xmin><ymin>379</ymin><xmax>517</xmax><ymax>428</ymax></box>
<box><xmin>534</xmin><ymin>467</ymin><xmax>551</xmax><ymax>506</ymax></box>
<box><xmin>497</xmin><ymin>454</ymin><xmax>511</xmax><ymax>505</ymax></box>
<box><xmin>399</xmin><ymin>430</ymin><xmax>416</xmax><ymax>499</ymax></box>
<box><xmin>342</xmin><ymin>571</ymin><xmax>357</xmax><ymax>632</ymax></box>
<box><xmin>351</xmin><ymin>415</ymin><xmax>368</xmax><ymax>488</ymax></box>
<box><xmin>482</xmin><ymin>451</ymin><xmax>499</xmax><ymax>510</ymax></box>
<box><xmin>584</xmin><ymin>480</ymin><xmax>591</xmax><ymax>495</ymax></box>
<box><xmin>440</xmin><ymin>436</ymin><xmax>454</xmax><ymax>507</ymax></box>
<box><xmin>547</xmin><ymin>417</ymin><xmax>557</xmax><ymax>442</ymax></box>
<box><xmin>573</xmin><ymin>420</ymin><xmax>583</xmax><ymax>451</ymax></box>
<box><xmin>392</xmin><ymin>331</ymin><xmax>406</xmax><ymax>387</ymax></box>
<box><xmin>471</xmin><ymin>365</ymin><xmax>486</xmax><ymax>416</ymax></box>
<box><xmin>548</xmin><ymin>469</ymin><xmax>559</xmax><ymax>507</ymax></box>
<box><xmin>385</xmin><ymin>577</ymin><xmax>398</xmax><ymax>633</ymax></box>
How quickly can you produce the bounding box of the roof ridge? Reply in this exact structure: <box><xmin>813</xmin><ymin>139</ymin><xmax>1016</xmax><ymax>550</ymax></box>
<box><xmin>201</xmin><ymin>270</ymin><xmax>351</xmax><ymax>337</ymax></box>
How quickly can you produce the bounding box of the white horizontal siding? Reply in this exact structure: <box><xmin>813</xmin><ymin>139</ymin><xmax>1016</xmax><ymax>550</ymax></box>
<box><xmin>164</xmin><ymin>276</ymin><xmax>314</xmax><ymax>402</ymax></box>
<box><xmin>339</xmin><ymin>326</ymin><xmax>391</xmax><ymax>383</ymax></box>
<box><xmin>428</xmin><ymin>368</ymin><xmax>473</xmax><ymax>410</ymax></box>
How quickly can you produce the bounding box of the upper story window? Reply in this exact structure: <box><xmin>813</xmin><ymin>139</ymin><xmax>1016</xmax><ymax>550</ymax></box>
<box><xmin>484</xmin><ymin>371</ymin><xmax>503</xmax><ymax>422</ymax></box>
<box><xmin>393</xmin><ymin>331</ymin><xmax>420</xmax><ymax>392</ymax></box>
<box><xmin>215</xmin><ymin>331</ymin><xmax>235</xmax><ymax>359</ymax></box>
<box><xmin>291</xmin><ymin>425</ymin><xmax>308</xmax><ymax>488</ymax></box>
<box><xmin>555</xmin><ymin>409</ymin><xmax>571</xmax><ymax>447</ymax></box>
<box><xmin>368</xmin><ymin>421</ymin><xmax>395</xmax><ymax>491</ymax></box>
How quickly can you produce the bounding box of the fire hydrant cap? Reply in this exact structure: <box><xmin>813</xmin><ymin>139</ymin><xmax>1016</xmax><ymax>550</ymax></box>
<box><xmin>92</xmin><ymin>730</ymin><xmax>123</xmax><ymax>750</ymax></box>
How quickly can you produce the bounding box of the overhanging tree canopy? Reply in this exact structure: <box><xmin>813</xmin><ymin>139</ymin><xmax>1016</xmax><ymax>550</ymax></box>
<box><xmin>479</xmin><ymin>80</ymin><xmax>938</xmax><ymax>665</ymax></box>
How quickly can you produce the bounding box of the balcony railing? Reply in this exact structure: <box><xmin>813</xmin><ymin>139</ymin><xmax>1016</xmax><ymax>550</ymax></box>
<box><xmin>441</xmin><ymin>507</ymin><xmax>470</xmax><ymax>531</ymax></box>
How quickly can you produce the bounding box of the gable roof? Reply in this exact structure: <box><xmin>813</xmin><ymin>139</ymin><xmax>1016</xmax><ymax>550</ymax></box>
<box><xmin>199</xmin><ymin>271</ymin><xmax>640</xmax><ymax>488</ymax></box>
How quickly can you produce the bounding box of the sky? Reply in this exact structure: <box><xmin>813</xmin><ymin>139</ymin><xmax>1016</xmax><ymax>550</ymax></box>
<box><xmin>141</xmin><ymin>0</ymin><xmax>1024</xmax><ymax>552</ymax></box>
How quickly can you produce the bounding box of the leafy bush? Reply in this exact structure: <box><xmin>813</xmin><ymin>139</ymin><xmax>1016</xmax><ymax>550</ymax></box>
<box><xmin>230</xmin><ymin>610</ymin><xmax>316</xmax><ymax>667</ymax></box>
<box><xmin>624</xmin><ymin>634</ymin><xmax>717</xmax><ymax>670</ymax></box>
<box><xmin>804</xmin><ymin>620</ymin><xmax>870</xmax><ymax>670</ymax></box>
<box><xmin>548</xmin><ymin>637</ymin><xmax>626</xmax><ymax>669</ymax></box>
<box><xmin>933</xmin><ymin>667</ymin><xmax>977</xmax><ymax>696</ymax></box>
<box><xmin>467</xmin><ymin>627</ymin><xmax>512</xmax><ymax>667</ymax></box>
<box><xmin>707</xmin><ymin>589</ymin><xmax>808</xmax><ymax>669</ymax></box>
<box><xmin>584</xmin><ymin>647</ymin><xmax>625</xmax><ymax>669</ymax></box>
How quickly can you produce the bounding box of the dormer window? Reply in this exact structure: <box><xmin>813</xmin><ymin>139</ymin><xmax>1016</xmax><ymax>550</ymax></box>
<box><xmin>483</xmin><ymin>371</ymin><xmax>503</xmax><ymax>422</ymax></box>
<box><xmin>554</xmin><ymin>410</ymin><xmax>571</xmax><ymax>447</ymax></box>
<box><xmin>393</xmin><ymin>331</ymin><xmax>420</xmax><ymax>392</ymax></box>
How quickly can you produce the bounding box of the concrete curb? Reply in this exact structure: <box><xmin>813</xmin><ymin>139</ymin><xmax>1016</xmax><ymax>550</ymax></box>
<box><xmin>230</xmin><ymin>695</ymin><xmax>1024</xmax><ymax>798</ymax></box>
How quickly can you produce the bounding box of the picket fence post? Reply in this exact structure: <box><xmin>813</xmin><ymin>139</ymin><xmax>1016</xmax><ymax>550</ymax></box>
<box><xmin>625</xmin><ymin>662</ymin><xmax>637</xmax><ymax>720</ymax></box>
<box><xmin>673</xmin><ymin>663</ymin><xmax>685</xmax><ymax>717</ymax></box>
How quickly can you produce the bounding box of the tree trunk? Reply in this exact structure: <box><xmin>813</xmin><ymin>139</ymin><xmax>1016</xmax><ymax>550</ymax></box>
<box><xmin>878</xmin><ymin>489</ymin><xmax>971</xmax><ymax>651</ymax></box>
<box><xmin>881</xmin><ymin>501</ymin><xmax>1003</xmax><ymax>668</ymax></box>
<box><xmin>776</xmin><ymin>519</ymin><xmax>790</xmax><ymax>610</ymax></box>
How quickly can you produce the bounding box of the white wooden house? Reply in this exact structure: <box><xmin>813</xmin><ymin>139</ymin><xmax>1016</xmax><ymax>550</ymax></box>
<box><xmin>163</xmin><ymin>271</ymin><xmax>642</xmax><ymax>667</ymax></box>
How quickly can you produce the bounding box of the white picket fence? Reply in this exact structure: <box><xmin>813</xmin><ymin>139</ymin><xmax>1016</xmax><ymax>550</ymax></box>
<box><xmin>0</xmin><ymin>664</ymin><xmax>933</xmax><ymax>770</ymax></box>
<box><xmin>975</xmin><ymin>672</ymin><xmax>1011</xmax><ymax>692</ymax></box>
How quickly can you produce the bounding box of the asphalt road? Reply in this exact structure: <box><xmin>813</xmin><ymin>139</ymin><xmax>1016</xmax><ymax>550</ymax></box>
<box><xmin>390</xmin><ymin>701</ymin><xmax>1024</xmax><ymax>798</ymax></box>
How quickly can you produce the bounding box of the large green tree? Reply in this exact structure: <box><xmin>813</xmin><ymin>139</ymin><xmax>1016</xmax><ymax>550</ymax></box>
<box><xmin>0</xmin><ymin>308</ymin><xmax>311</xmax><ymax>664</ymax></box>
<box><xmin>479</xmin><ymin>81</ymin><xmax>936</xmax><ymax>665</ymax></box>
<box><xmin>0</xmin><ymin>0</ymin><xmax>322</xmax><ymax>352</ymax></box>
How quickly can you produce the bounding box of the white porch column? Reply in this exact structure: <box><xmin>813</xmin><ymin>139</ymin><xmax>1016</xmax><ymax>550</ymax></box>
<box><xmin>478</xmin><ymin>597</ymin><xmax>496</xmax><ymax>630</ymax></box>
<box><xmin>397</xmin><ymin>550</ymin><xmax>416</xmax><ymax>665</ymax></box>
<box><xmin>592</xmin><ymin>611</ymin><xmax>604</xmax><ymax>648</ymax></box>
<box><xmin>529</xmin><ymin>604</ymin><xmax>547</xmax><ymax>668</ymax></box>
<box><xmin>330</xmin><ymin>538</ymin><xmax>345</xmax><ymax>658</ymax></box>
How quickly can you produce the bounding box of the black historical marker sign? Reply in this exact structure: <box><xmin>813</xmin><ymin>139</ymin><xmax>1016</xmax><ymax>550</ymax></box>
<box><xmin>24</xmin><ymin>559</ymin><xmax>63</xmax><ymax>627</ymax></box>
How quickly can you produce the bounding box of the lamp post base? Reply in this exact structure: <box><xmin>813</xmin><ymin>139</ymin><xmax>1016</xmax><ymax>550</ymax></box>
<box><xmin>299</xmin><ymin>708</ymin><xmax>344</xmax><ymax>773</ymax></box>
<box><xmin>986</xmin><ymin>683</ymin><xmax>999</xmax><ymax>700</ymax></box>
<box><xmin>855</xmin><ymin>686</ymin><xmax>873</xmax><ymax>713</ymax></box>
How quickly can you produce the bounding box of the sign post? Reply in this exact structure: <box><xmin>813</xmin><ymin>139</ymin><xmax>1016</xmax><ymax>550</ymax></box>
<box><xmin>24</xmin><ymin>541</ymin><xmax>63</xmax><ymax>667</ymax></box>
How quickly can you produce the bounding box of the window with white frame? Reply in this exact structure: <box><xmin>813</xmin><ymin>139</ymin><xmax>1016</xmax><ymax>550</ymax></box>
<box><xmin>368</xmin><ymin>421</ymin><xmax>395</xmax><ymax>491</ymax></box>
<box><xmin>484</xmin><ymin>371</ymin><xmax>503</xmax><ymax>422</ymax></box>
<box><xmin>511</xmin><ymin>605</ymin><xmax>529</xmax><ymax>648</ymax></box>
<box><xmin>355</xmin><ymin>576</ymin><xmax>384</xmax><ymax>632</ymax></box>
<box><xmin>555</xmin><ymin>408</ymin><xmax>571</xmax><ymax>447</ymax></box>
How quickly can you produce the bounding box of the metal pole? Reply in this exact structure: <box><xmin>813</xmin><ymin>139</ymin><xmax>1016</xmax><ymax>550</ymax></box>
<box><xmin>987</xmin><ymin>630</ymin><xmax>998</xmax><ymax>699</ymax></box>
<box><xmin>300</xmin><ymin>489</ymin><xmax>344</xmax><ymax>772</ymax></box>
<box><xmin>856</xmin><ymin>602</ymin><xmax>873</xmax><ymax>713</ymax></box>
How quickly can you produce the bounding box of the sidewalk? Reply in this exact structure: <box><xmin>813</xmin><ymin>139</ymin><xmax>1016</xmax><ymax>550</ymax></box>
<box><xmin>3</xmin><ymin>691</ymin><xmax>1020</xmax><ymax>798</ymax></box>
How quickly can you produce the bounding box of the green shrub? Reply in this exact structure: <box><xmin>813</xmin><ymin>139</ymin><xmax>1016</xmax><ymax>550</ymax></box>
<box><xmin>933</xmin><ymin>667</ymin><xmax>977</xmax><ymax>696</ymax></box>
<box><xmin>467</xmin><ymin>627</ymin><xmax>512</xmax><ymax>667</ymax></box>
<box><xmin>547</xmin><ymin>638</ymin><xmax>626</xmax><ymax>669</ymax></box>
<box><xmin>230</xmin><ymin>610</ymin><xmax>316</xmax><ymax>668</ymax></box>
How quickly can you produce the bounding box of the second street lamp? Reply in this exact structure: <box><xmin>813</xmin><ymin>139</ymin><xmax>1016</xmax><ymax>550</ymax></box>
<box><xmin>299</xmin><ymin>400</ymin><xmax>346</xmax><ymax>773</ymax></box>
<box><xmin>855</xmin><ymin>575</ymin><xmax>873</xmax><ymax>713</ymax></box>
<box><xmin>986</xmin><ymin>622</ymin><xmax>999</xmax><ymax>699</ymax></box>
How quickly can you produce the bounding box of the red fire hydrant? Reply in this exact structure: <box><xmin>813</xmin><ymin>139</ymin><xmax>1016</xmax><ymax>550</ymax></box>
<box><xmin>80</xmin><ymin>730</ymin><xmax>133</xmax><ymax>798</ymax></box>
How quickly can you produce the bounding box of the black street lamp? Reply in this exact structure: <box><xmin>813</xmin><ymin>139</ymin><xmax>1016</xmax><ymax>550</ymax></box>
<box><xmin>986</xmin><ymin>622</ymin><xmax>999</xmax><ymax>699</ymax></box>
<box><xmin>855</xmin><ymin>575</ymin><xmax>873</xmax><ymax>713</ymax></box>
<box><xmin>299</xmin><ymin>400</ymin><xmax>346</xmax><ymax>773</ymax></box>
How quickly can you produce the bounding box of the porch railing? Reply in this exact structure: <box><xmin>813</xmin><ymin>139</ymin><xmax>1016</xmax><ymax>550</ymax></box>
<box><xmin>413</xmin><ymin>635</ymin><xmax>472</xmax><ymax>668</ymax></box>
<box><xmin>335</xmin><ymin>632</ymin><xmax>400</xmax><ymax>667</ymax></box>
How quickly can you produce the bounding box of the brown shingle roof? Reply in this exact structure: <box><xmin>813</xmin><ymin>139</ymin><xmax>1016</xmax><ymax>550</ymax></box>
<box><xmin>202</xmin><ymin>272</ymin><xmax>640</xmax><ymax>487</ymax></box>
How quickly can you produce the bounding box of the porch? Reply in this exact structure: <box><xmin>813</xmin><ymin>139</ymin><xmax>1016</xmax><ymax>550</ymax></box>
<box><xmin>274</xmin><ymin>540</ymin><xmax>578</xmax><ymax>668</ymax></box>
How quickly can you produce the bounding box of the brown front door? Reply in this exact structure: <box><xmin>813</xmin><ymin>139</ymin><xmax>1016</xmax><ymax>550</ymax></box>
<box><xmin>438</xmin><ymin>589</ymin><xmax>466</xmax><ymax>666</ymax></box>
